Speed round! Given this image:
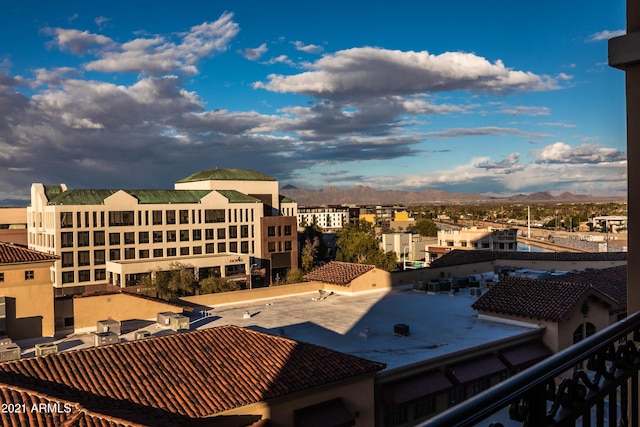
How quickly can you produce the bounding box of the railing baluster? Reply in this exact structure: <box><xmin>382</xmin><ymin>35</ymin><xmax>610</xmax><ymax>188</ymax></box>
<box><xmin>608</xmin><ymin>390</ymin><xmax>617</xmax><ymax>427</ymax></box>
<box><xmin>632</xmin><ymin>370</ymin><xmax>639</xmax><ymax>427</ymax></box>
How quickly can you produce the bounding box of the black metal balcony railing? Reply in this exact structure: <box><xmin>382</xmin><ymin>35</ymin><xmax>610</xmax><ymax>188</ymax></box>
<box><xmin>420</xmin><ymin>310</ymin><xmax>640</xmax><ymax>427</ymax></box>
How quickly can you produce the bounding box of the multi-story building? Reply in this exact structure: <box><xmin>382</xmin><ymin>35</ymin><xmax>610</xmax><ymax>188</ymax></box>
<box><xmin>27</xmin><ymin>168</ymin><xmax>297</xmax><ymax>295</ymax></box>
<box><xmin>297</xmin><ymin>205</ymin><xmax>350</xmax><ymax>231</ymax></box>
<box><xmin>0</xmin><ymin>207</ymin><xmax>28</xmax><ymax>246</ymax></box>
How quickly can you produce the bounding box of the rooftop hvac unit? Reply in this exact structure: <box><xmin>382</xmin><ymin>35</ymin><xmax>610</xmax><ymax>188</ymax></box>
<box><xmin>394</xmin><ymin>324</ymin><xmax>410</xmax><ymax>337</ymax></box>
<box><xmin>35</xmin><ymin>343</ymin><xmax>58</xmax><ymax>356</ymax></box>
<box><xmin>0</xmin><ymin>344</ymin><xmax>21</xmax><ymax>362</ymax></box>
<box><xmin>413</xmin><ymin>281</ymin><xmax>426</xmax><ymax>291</ymax></box>
<box><xmin>169</xmin><ymin>315</ymin><xmax>189</xmax><ymax>331</ymax></box>
<box><xmin>157</xmin><ymin>312</ymin><xmax>178</xmax><ymax>326</ymax></box>
<box><xmin>427</xmin><ymin>282</ymin><xmax>440</xmax><ymax>293</ymax></box>
<box><xmin>0</xmin><ymin>336</ymin><xmax>12</xmax><ymax>346</ymax></box>
<box><xmin>97</xmin><ymin>319</ymin><xmax>121</xmax><ymax>335</ymax></box>
<box><xmin>134</xmin><ymin>330</ymin><xmax>151</xmax><ymax>340</ymax></box>
<box><xmin>94</xmin><ymin>332</ymin><xmax>119</xmax><ymax>347</ymax></box>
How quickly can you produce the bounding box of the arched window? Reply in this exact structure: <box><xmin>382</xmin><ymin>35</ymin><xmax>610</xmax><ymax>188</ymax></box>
<box><xmin>573</xmin><ymin>325</ymin><xmax>584</xmax><ymax>344</ymax></box>
<box><xmin>585</xmin><ymin>322</ymin><xmax>596</xmax><ymax>338</ymax></box>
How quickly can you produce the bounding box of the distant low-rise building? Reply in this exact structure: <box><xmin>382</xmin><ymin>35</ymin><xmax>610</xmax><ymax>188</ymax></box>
<box><xmin>297</xmin><ymin>205</ymin><xmax>350</xmax><ymax>232</ymax></box>
<box><xmin>0</xmin><ymin>207</ymin><xmax>27</xmax><ymax>246</ymax></box>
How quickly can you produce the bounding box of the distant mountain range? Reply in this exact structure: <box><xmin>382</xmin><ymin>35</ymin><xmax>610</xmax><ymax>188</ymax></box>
<box><xmin>280</xmin><ymin>186</ymin><xmax>626</xmax><ymax>206</ymax></box>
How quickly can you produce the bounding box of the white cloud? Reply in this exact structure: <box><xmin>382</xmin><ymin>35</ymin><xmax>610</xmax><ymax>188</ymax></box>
<box><xmin>95</xmin><ymin>16</ymin><xmax>111</xmax><ymax>29</ymax></box>
<box><xmin>79</xmin><ymin>12</ymin><xmax>239</xmax><ymax>75</ymax></box>
<box><xmin>534</xmin><ymin>141</ymin><xmax>626</xmax><ymax>164</ymax></box>
<box><xmin>238</xmin><ymin>43</ymin><xmax>268</xmax><ymax>60</ymax></box>
<box><xmin>254</xmin><ymin>47</ymin><xmax>559</xmax><ymax>99</ymax></box>
<box><xmin>46</xmin><ymin>28</ymin><xmax>113</xmax><ymax>55</ymax></box>
<box><xmin>292</xmin><ymin>41</ymin><xmax>323</xmax><ymax>54</ymax></box>
<box><xmin>262</xmin><ymin>55</ymin><xmax>297</xmax><ymax>67</ymax></box>
<box><xmin>424</xmin><ymin>126</ymin><xmax>551</xmax><ymax>139</ymax></box>
<box><xmin>499</xmin><ymin>106</ymin><xmax>550</xmax><ymax>116</ymax></box>
<box><xmin>587</xmin><ymin>29</ymin><xmax>625</xmax><ymax>42</ymax></box>
<box><xmin>475</xmin><ymin>153</ymin><xmax>524</xmax><ymax>173</ymax></box>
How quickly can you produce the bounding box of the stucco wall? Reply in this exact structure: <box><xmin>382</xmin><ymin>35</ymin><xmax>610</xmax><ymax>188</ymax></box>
<box><xmin>180</xmin><ymin>281</ymin><xmax>322</xmax><ymax>306</ymax></box>
<box><xmin>0</xmin><ymin>261</ymin><xmax>55</xmax><ymax>338</ymax></box>
<box><xmin>73</xmin><ymin>293</ymin><xmax>184</xmax><ymax>330</ymax></box>
<box><xmin>216</xmin><ymin>375</ymin><xmax>377</xmax><ymax>427</ymax></box>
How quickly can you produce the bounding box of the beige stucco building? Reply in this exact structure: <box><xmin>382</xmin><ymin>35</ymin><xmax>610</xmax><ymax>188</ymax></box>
<box><xmin>0</xmin><ymin>207</ymin><xmax>28</xmax><ymax>246</ymax></box>
<box><xmin>27</xmin><ymin>168</ymin><xmax>298</xmax><ymax>295</ymax></box>
<box><xmin>0</xmin><ymin>242</ymin><xmax>57</xmax><ymax>339</ymax></box>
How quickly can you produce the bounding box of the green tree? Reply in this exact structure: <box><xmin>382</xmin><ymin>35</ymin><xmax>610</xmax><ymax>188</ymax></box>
<box><xmin>336</xmin><ymin>220</ymin><xmax>398</xmax><ymax>271</ymax></box>
<box><xmin>199</xmin><ymin>276</ymin><xmax>239</xmax><ymax>294</ymax></box>
<box><xmin>300</xmin><ymin>239</ymin><xmax>317</xmax><ymax>273</ymax></box>
<box><xmin>140</xmin><ymin>262</ymin><xmax>196</xmax><ymax>301</ymax></box>
<box><xmin>284</xmin><ymin>269</ymin><xmax>305</xmax><ymax>284</ymax></box>
<box><xmin>407</xmin><ymin>219</ymin><xmax>439</xmax><ymax>237</ymax></box>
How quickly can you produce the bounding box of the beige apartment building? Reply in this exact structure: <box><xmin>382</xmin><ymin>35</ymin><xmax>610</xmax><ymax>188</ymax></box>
<box><xmin>27</xmin><ymin>169</ymin><xmax>298</xmax><ymax>295</ymax></box>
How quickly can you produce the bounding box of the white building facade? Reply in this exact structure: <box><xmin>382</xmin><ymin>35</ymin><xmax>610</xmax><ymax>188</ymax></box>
<box><xmin>28</xmin><ymin>169</ymin><xmax>298</xmax><ymax>294</ymax></box>
<box><xmin>297</xmin><ymin>206</ymin><xmax>350</xmax><ymax>232</ymax></box>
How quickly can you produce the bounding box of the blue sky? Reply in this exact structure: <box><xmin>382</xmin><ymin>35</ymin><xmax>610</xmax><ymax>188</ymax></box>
<box><xmin>0</xmin><ymin>1</ymin><xmax>628</xmax><ymax>202</ymax></box>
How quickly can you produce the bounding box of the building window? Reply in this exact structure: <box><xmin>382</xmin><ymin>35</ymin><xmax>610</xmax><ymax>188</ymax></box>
<box><xmin>268</xmin><ymin>242</ymin><xmax>276</xmax><ymax>253</ymax></box>
<box><xmin>78</xmin><ymin>270</ymin><xmax>91</xmax><ymax>282</ymax></box>
<box><xmin>448</xmin><ymin>386</ymin><xmax>465</xmax><ymax>407</ymax></box>
<box><xmin>94</xmin><ymin>231</ymin><xmax>105</xmax><ymax>246</ymax></box>
<box><xmin>62</xmin><ymin>252</ymin><xmax>74</xmax><ymax>268</ymax></box>
<box><xmin>62</xmin><ymin>271</ymin><xmax>74</xmax><ymax>284</ymax></box>
<box><xmin>192</xmin><ymin>246</ymin><xmax>202</xmax><ymax>255</ymax></box>
<box><xmin>95</xmin><ymin>269</ymin><xmax>106</xmax><ymax>280</ymax></box>
<box><xmin>109</xmin><ymin>249</ymin><xmax>121</xmax><ymax>261</ymax></box>
<box><xmin>205</xmin><ymin>209</ymin><xmax>225</xmax><ymax>223</ymax></box>
<box><xmin>241</xmin><ymin>225</ymin><xmax>249</xmax><ymax>238</ymax></box>
<box><xmin>205</xmin><ymin>229</ymin><xmax>214</xmax><ymax>240</ymax></box>
<box><xmin>153</xmin><ymin>248</ymin><xmax>163</xmax><ymax>258</ymax></box>
<box><xmin>152</xmin><ymin>210</ymin><xmax>163</xmax><ymax>225</ymax></box>
<box><xmin>94</xmin><ymin>250</ymin><xmax>105</xmax><ymax>265</ymax></box>
<box><xmin>284</xmin><ymin>225</ymin><xmax>292</xmax><ymax>236</ymax></box>
<box><xmin>471</xmin><ymin>377</ymin><xmax>491</xmax><ymax>396</ymax></box>
<box><xmin>205</xmin><ymin>243</ymin><xmax>214</xmax><ymax>254</ymax></box>
<box><xmin>61</xmin><ymin>232</ymin><xmax>74</xmax><ymax>248</ymax></box>
<box><xmin>138</xmin><ymin>231</ymin><xmax>149</xmax><ymax>244</ymax></box>
<box><xmin>24</xmin><ymin>270</ymin><xmax>34</xmax><ymax>280</ymax></box>
<box><xmin>180</xmin><ymin>247</ymin><xmax>189</xmax><ymax>256</ymax></box>
<box><xmin>217</xmin><ymin>242</ymin><xmax>226</xmax><ymax>253</ymax></box>
<box><xmin>77</xmin><ymin>231</ymin><xmax>90</xmax><ymax>247</ymax></box>
<box><xmin>285</xmin><ymin>241</ymin><xmax>293</xmax><ymax>251</ymax></box>
<box><xmin>180</xmin><ymin>230</ymin><xmax>190</xmax><ymax>242</ymax></box>
<box><xmin>413</xmin><ymin>396</ymin><xmax>437</xmax><ymax>418</ymax></box>
<box><xmin>179</xmin><ymin>210</ymin><xmax>189</xmax><ymax>224</ymax></box>
<box><xmin>153</xmin><ymin>231</ymin><xmax>163</xmax><ymax>243</ymax></box>
<box><xmin>139</xmin><ymin>249</ymin><xmax>149</xmax><ymax>259</ymax></box>
<box><xmin>124</xmin><ymin>232</ymin><xmax>135</xmax><ymax>245</ymax></box>
<box><xmin>229</xmin><ymin>226</ymin><xmax>238</xmax><ymax>238</ymax></box>
<box><xmin>383</xmin><ymin>404</ymin><xmax>408</xmax><ymax>427</ymax></box>
<box><xmin>229</xmin><ymin>242</ymin><xmax>238</xmax><ymax>253</ymax></box>
<box><xmin>268</xmin><ymin>226</ymin><xmax>275</xmax><ymax>237</ymax></box>
<box><xmin>125</xmin><ymin>248</ymin><xmax>135</xmax><ymax>260</ymax></box>
<box><xmin>0</xmin><ymin>272</ymin><xmax>3</xmax><ymax>282</ymax></box>
<box><xmin>60</xmin><ymin>212</ymin><xmax>73</xmax><ymax>228</ymax></box>
<box><xmin>241</xmin><ymin>241</ymin><xmax>249</xmax><ymax>253</ymax></box>
<box><xmin>109</xmin><ymin>233</ymin><xmax>120</xmax><ymax>245</ymax></box>
<box><xmin>167</xmin><ymin>230</ymin><xmax>176</xmax><ymax>242</ymax></box>
<box><xmin>78</xmin><ymin>251</ymin><xmax>90</xmax><ymax>267</ymax></box>
<box><xmin>192</xmin><ymin>229</ymin><xmax>202</xmax><ymax>241</ymax></box>
<box><xmin>166</xmin><ymin>210</ymin><xmax>176</xmax><ymax>224</ymax></box>
<box><xmin>217</xmin><ymin>228</ymin><xmax>226</xmax><ymax>239</ymax></box>
<box><xmin>108</xmin><ymin>211</ymin><xmax>134</xmax><ymax>226</ymax></box>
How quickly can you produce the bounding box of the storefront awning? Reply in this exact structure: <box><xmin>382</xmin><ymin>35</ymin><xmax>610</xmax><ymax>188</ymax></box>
<box><xmin>500</xmin><ymin>341</ymin><xmax>552</xmax><ymax>370</ymax></box>
<box><xmin>383</xmin><ymin>370</ymin><xmax>453</xmax><ymax>406</ymax></box>
<box><xmin>448</xmin><ymin>354</ymin><xmax>508</xmax><ymax>384</ymax></box>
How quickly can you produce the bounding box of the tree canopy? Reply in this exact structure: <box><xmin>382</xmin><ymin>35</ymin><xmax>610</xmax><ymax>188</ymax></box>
<box><xmin>335</xmin><ymin>220</ymin><xmax>398</xmax><ymax>271</ymax></box>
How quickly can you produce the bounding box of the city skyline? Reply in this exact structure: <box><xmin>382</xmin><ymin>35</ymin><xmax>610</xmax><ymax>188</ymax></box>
<box><xmin>0</xmin><ymin>1</ymin><xmax>628</xmax><ymax>203</ymax></box>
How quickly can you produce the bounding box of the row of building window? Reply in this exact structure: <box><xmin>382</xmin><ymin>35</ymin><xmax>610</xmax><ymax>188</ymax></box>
<box><xmin>266</xmin><ymin>225</ymin><xmax>293</xmax><ymax>237</ymax></box>
<box><xmin>60</xmin><ymin>226</ymin><xmax>252</xmax><ymax>248</ymax></box>
<box><xmin>61</xmin><ymin>241</ymin><xmax>255</xmax><ymax>267</ymax></box>
<box><xmin>59</xmin><ymin>208</ymin><xmax>254</xmax><ymax>229</ymax></box>
<box><xmin>0</xmin><ymin>271</ymin><xmax>34</xmax><ymax>282</ymax></box>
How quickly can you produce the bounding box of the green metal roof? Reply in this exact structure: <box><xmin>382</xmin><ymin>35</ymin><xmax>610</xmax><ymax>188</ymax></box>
<box><xmin>176</xmin><ymin>168</ymin><xmax>276</xmax><ymax>183</ymax></box>
<box><xmin>47</xmin><ymin>189</ymin><xmax>213</xmax><ymax>205</ymax></box>
<box><xmin>279</xmin><ymin>194</ymin><xmax>296</xmax><ymax>203</ymax></box>
<box><xmin>216</xmin><ymin>190</ymin><xmax>261</xmax><ymax>203</ymax></box>
<box><xmin>44</xmin><ymin>185</ymin><xmax>64</xmax><ymax>200</ymax></box>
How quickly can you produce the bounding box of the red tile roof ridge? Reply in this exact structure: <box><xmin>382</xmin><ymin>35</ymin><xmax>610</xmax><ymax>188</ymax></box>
<box><xmin>0</xmin><ymin>242</ymin><xmax>59</xmax><ymax>264</ymax></box>
<box><xmin>303</xmin><ymin>261</ymin><xmax>376</xmax><ymax>285</ymax></box>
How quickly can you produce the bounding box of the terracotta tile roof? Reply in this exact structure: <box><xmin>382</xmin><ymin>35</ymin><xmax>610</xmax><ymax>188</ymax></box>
<box><xmin>0</xmin><ymin>383</ymin><xmax>144</xmax><ymax>427</ymax></box>
<box><xmin>303</xmin><ymin>261</ymin><xmax>376</xmax><ymax>285</ymax></box>
<box><xmin>0</xmin><ymin>326</ymin><xmax>384</xmax><ymax>426</ymax></box>
<box><xmin>0</xmin><ymin>242</ymin><xmax>59</xmax><ymax>265</ymax></box>
<box><xmin>429</xmin><ymin>249</ymin><xmax>627</xmax><ymax>268</ymax></box>
<box><xmin>471</xmin><ymin>277</ymin><xmax>613</xmax><ymax>321</ymax></box>
<box><xmin>551</xmin><ymin>265</ymin><xmax>627</xmax><ymax>312</ymax></box>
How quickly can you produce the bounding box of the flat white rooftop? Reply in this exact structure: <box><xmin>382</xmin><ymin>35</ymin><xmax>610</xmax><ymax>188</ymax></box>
<box><xmin>15</xmin><ymin>286</ymin><xmax>537</xmax><ymax>371</ymax></box>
